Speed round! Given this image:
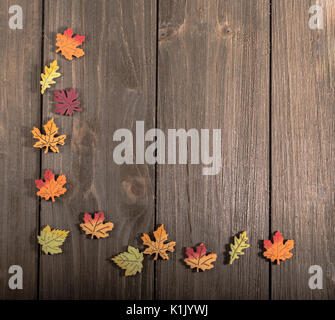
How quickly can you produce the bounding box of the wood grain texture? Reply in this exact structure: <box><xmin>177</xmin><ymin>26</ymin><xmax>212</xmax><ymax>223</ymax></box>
<box><xmin>156</xmin><ymin>0</ymin><xmax>270</xmax><ymax>299</ymax></box>
<box><xmin>39</xmin><ymin>0</ymin><xmax>156</xmax><ymax>299</ymax></box>
<box><xmin>0</xmin><ymin>0</ymin><xmax>42</xmax><ymax>299</ymax></box>
<box><xmin>272</xmin><ymin>0</ymin><xmax>335</xmax><ymax>299</ymax></box>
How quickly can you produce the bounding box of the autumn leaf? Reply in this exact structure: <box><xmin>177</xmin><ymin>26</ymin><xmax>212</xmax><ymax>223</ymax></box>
<box><xmin>263</xmin><ymin>232</ymin><xmax>294</xmax><ymax>265</ymax></box>
<box><xmin>54</xmin><ymin>89</ymin><xmax>82</xmax><ymax>116</ymax></box>
<box><xmin>184</xmin><ymin>243</ymin><xmax>217</xmax><ymax>272</ymax></box>
<box><xmin>111</xmin><ymin>246</ymin><xmax>144</xmax><ymax>277</ymax></box>
<box><xmin>40</xmin><ymin>60</ymin><xmax>61</xmax><ymax>94</ymax></box>
<box><xmin>141</xmin><ymin>224</ymin><xmax>176</xmax><ymax>260</ymax></box>
<box><xmin>56</xmin><ymin>28</ymin><xmax>85</xmax><ymax>61</ymax></box>
<box><xmin>35</xmin><ymin>169</ymin><xmax>67</xmax><ymax>202</ymax></box>
<box><xmin>37</xmin><ymin>225</ymin><xmax>69</xmax><ymax>255</ymax></box>
<box><xmin>32</xmin><ymin>118</ymin><xmax>66</xmax><ymax>153</ymax></box>
<box><xmin>80</xmin><ymin>212</ymin><xmax>114</xmax><ymax>239</ymax></box>
<box><xmin>229</xmin><ymin>231</ymin><xmax>250</xmax><ymax>264</ymax></box>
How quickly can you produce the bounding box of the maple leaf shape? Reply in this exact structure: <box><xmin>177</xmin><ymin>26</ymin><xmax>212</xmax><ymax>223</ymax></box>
<box><xmin>35</xmin><ymin>169</ymin><xmax>67</xmax><ymax>202</ymax></box>
<box><xmin>229</xmin><ymin>231</ymin><xmax>250</xmax><ymax>264</ymax></box>
<box><xmin>263</xmin><ymin>232</ymin><xmax>294</xmax><ymax>265</ymax></box>
<box><xmin>141</xmin><ymin>225</ymin><xmax>176</xmax><ymax>260</ymax></box>
<box><xmin>184</xmin><ymin>243</ymin><xmax>217</xmax><ymax>272</ymax></box>
<box><xmin>37</xmin><ymin>225</ymin><xmax>69</xmax><ymax>255</ymax></box>
<box><xmin>111</xmin><ymin>246</ymin><xmax>144</xmax><ymax>277</ymax></box>
<box><xmin>56</xmin><ymin>28</ymin><xmax>85</xmax><ymax>61</ymax></box>
<box><xmin>53</xmin><ymin>89</ymin><xmax>82</xmax><ymax>116</ymax></box>
<box><xmin>80</xmin><ymin>212</ymin><xmax>114</xmax><ymax>239</ymax></box>
<box><xmin>40</xmin><ymin>60</ymin><xmax>61</xmax><ymax>94</ymax></box>
<box><xmin>32</xmin><ymin>118</ymin><xmax>66</xmax><ymax>153</ymax></box>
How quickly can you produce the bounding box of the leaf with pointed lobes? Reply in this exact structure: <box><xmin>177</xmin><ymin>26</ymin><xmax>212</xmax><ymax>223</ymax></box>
<box><xmin>80</xmin><ymin>212</ymin><xmax>114</xmax><ymax>239</ymax></box>
<box><xmin>184</xmin><ymin>243</ymin><xmax>217</xmax><ymax>272</ymax></box>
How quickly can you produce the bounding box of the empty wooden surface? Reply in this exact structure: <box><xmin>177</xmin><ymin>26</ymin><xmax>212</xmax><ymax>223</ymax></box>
<box><xmin>272</xmin><ymin>0</ymin><xmax>335</xmax><ymax>299</ymax></box>
<box><xmin>0</xmin><ymin>0</ymin><xmax>42</xmax><ymax>299</ymax></box>
<box><xmin>0</xmin><ymin>0</ymin><xmax>334</xmax><ymax>300</ymax></box>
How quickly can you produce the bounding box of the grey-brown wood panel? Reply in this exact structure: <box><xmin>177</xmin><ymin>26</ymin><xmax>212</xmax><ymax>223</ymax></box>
<box><xmin>39</xmin><ymin>0</ymin><xmax>156</xmax><ymax>299</ymax></box>
<box><xmin>272</xmin><ymin>0</ymin><xmax>335</xmax><ymax>299</ymax></box>
<box><xmin>0</xmin><ymin>0</ymin><xmax>42</xmax><ymax>299</ymax></box>
<box><xmin>156</xmin><ymin>0</ymin><xmax>270</xmax><ymax>299</ymax></box>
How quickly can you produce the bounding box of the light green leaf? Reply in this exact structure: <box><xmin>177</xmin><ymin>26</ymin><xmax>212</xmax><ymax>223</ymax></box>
<box><xmin>229</xmin><ymin>231</ymin><xmax>250</xmax><ymax>264</ymax></box>
<box><xmin>112</xmin><ymin>246</ymin><xmax>144</xmax><ymax>276</ymax></box>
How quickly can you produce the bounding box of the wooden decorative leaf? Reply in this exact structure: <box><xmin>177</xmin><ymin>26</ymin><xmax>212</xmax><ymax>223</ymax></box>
<box><xmin>263</xmin><ymin>232</ymin><xmax>294</xmax><ymax>265</ymax></box>
<box><xmin>56</xmin><ymin>28</ymin><xmax>85</xmax><ymax>61</ymax></box>
<box><xmin>111</xmin><ymin>246</ymin><xmax>144</xmax><ymax>277</ymax></box>
<box><xmin>229</xmin><ymin>231</ymin><xmax>250</xmax><ymax>264</ymax></box>
<box><xmin>32</xmin><ymin>118</ymin><xmax>66</xmax><ymax>153</ymax></box>
<box><xmin>54</xmin><ymin>89</ymin><xmax>82</xmax><ymax>116</ymax></box>
<box><xmin>184</xmin><ymin>243</ymin><xmax>217</xmax><ymax>272</ymax></box>
<box><xmin>141</xmin><ymin>224</ymin><xmax>176</xmax><ymax>260</ymax></box>
<box><xmin>80</xmin><ymin>212</ymin><xmax>114</xmax><ymax>239</ymax></box>
<box><xmin>37</xmin><ymin>225</ymin><xmax>69</xmax><ymax>255</ymax></box>
<box><xmin>35</xmin><ymin>169</ymin><xmax>67</xmax><ymax>202</ymax></box>
<box><xmin>40</xmin><ymin>60</ymin><xmax>61</xmax><ymax>94</ymax></box>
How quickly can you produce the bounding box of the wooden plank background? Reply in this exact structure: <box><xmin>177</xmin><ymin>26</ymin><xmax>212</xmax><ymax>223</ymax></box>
<box><xmin>0</xmin><ymin>0</ymin><xmax>334</xmax><ymax>300</ymax></box>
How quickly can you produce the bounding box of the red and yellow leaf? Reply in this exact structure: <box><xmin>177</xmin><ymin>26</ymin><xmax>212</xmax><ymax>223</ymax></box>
<box><xmin>184</xmin><ymin>243</ymin><xmax>217</xmax><ymax>272</ymax></box>
<box><xmin>141</xmin><ymin>225</ymin><xmax>176</xmax><ymax>260</ymax></box>
<box><xmin>263</xmin><ymin>232</ymin><xmax>294</xmax><ymax>265</ymax></box>
<box><xmin>80</xmin><ymin>212</ymin><xmax>114</xmax><ymax>239</ymax></box>
<box><xmin>56</xmin><ymin>28</ymin><xmax>85</xmax><ymax>60</ymax></box>
<box><xmin>35</xmin><ymin>169</ymin><xmax>66</xmax><ymax>202</ymax></box>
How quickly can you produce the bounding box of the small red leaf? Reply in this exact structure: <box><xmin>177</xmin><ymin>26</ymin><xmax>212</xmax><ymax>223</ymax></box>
<box><xmin>54</xmin><ymin>89</ymin><xmax>82</xmax><ymax>116</ymax></box>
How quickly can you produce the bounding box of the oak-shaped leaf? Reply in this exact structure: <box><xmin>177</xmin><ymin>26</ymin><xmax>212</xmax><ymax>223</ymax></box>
<box><xmin>37</xmin><ymin>225</ymin><xmax>69</xmax><ymax>255</ymax></box>
<box><xmin>35</xmin><ymin>169</ymin><xmax>67</xmax><ymax>202</ymax></box>
<box><xmin>56</xmin><ymin>28</ymin><xmax>85</xmax><ymax>60</ymax></box>
<box><xmin>32</xmin><ymin>118</ymin><xmax>66</xmax><ymax>153</ymax></box>
<box><xmin>141</xmin><ymin>224</ymin><xmax>176</xmax><ymax>260</ymax></box>
<box><xmin>80</xmin><ymin>212</ymin><xmax>114</xmax><ymax>239</ymax></box>
<box><xmin>229</xmin><ymin>231</ymin><xmax>250</xmax><ymax>264</ymax></box>
<box><xmin>184</xmin><ymin>243</ymin><xmax>217</xmax><ymax>272</ymax></box>
<box><xmin>111</xmin><ymin>246</ymin><xmax>144</xmax><ymax>277</ymax></box>
<box><xmin>40</xmin><ymin>60</ymin><xmax>61</xmax><ymax>94</ymax></box>
<box><xmin>263</xmin><ymin>232</ymin><xmax>294</xmax><ymax>265</ymax></box>
<box><xmin>54</xmin><ymin>89</ymin><xmax>82</xmax><ymax>116</ymax></box>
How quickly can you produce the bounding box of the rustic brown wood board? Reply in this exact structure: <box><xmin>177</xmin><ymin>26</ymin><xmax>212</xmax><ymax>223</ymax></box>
<box><xmin>0</xmin><ymin>0</ymin><xmax>334</xmax><ymax>300</ymax></box>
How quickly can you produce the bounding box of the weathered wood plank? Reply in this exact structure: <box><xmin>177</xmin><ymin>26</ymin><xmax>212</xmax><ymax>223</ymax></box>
<box><xmin>39</xmin><ymin>0</ymin><xmax>156</xmax><ymax>299</ymax></box>
<box><xmin>272</xmin><ymin>0</ymin><xmax>335</xmax><ymax>299</ymax></box>
<box><xmin>156</xmin><ymin>0</ymin><xmax>270</xmax><ymax>299</ymax></box>
<box><xmin>0</xmin><ymin>0</ymin><xmax>42</xmax><ymax>299</ymax></box>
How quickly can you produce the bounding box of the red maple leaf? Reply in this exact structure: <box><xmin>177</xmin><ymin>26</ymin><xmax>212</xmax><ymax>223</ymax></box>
<box><xmin>53</xmin><ymin>89</ymin><xmax>82</xmax><ymax>116</ymax></box>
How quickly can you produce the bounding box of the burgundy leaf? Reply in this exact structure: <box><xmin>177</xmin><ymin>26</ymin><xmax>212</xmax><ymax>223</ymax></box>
<box><xmin>53</xmin><ymin>89</ymin><xmax>82</xmax><ymax>116</ymax></box>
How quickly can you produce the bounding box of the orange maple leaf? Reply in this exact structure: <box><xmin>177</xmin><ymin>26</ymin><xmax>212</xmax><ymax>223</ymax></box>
<box><xmin>263</xmin><ymin>232</ymin><xmax>294</xmax><ymax>265</ymax></box>
<box><xmin>35</xmin><ymin>169</ymin><xmax>66</xmax><ymax>202</ymax></box>
<box><xmin>56</xmin><ymin>28</ymin><xmax>85</xmax><ymax>61</ymax></box>
<box><xmin>184</xmin><ymin>243</ymin><xmax>217</xmax><ymax>272</ymax></box>
<box><xmin>80</xmin><ymin>212</ymin><xmax>114</xmax><ymax>239</ymax></box>
<box><xmin>141</xmin><ymin>225</ymin><xmax>176</xmax><ymax>260</ymax></box>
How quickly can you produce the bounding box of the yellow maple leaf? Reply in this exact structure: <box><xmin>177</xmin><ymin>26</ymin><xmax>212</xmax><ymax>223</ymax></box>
<box><xmin>56</xmin><ymin>28</ymin><xmax>85</xmax><ymax>61</ymax></box>
<box><xmin>141</xmin><ymin>224</ymin><xmax>176</xmax><ymax>260</ymax></box>
<box><xmin>37</xmin><ymin>225</ymin><xmax>69</xmax><ymax>255</ymax></box>
<box><xmin>35</xmin><ymin>169</ymin><xmax>67</xmax><ymax>202</ymax></box>
<box><xmin>80</xmin><ymin>212</ymin><xmax>114</xmax><ymax>239</ymax></box>
<box><xmin>40</xmin><ymin>60</ymin><xmax>61</xmax><ymax>94</ymax></box>
<box><xmin>111</xmin><ymin>246</ymin><xmax>144</xmax><ymax>277</ymax></box>
<box><xmin>32</xmin><ymin>118</ymin><xmax>66</xmax><ymax>153</ymax></box>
